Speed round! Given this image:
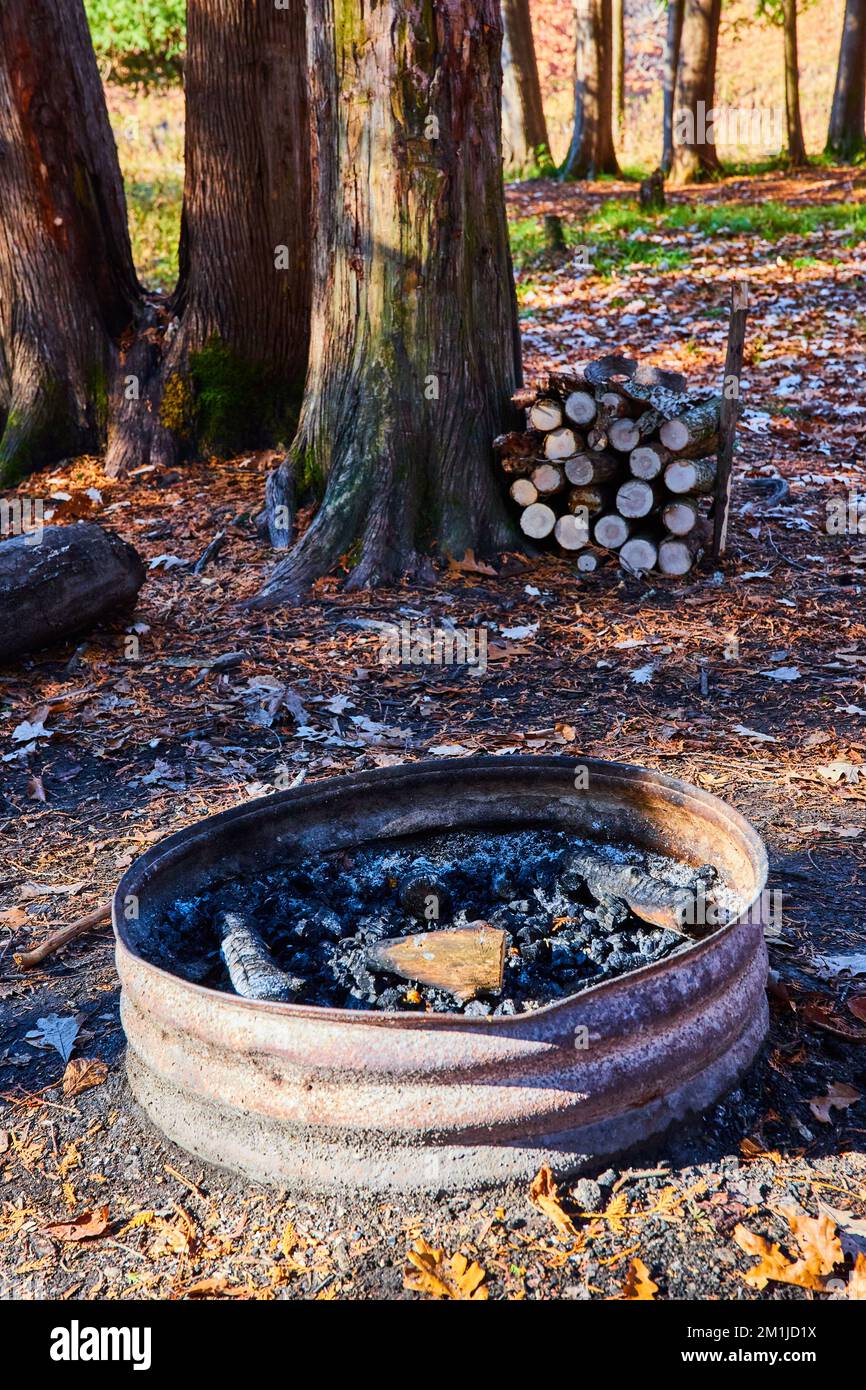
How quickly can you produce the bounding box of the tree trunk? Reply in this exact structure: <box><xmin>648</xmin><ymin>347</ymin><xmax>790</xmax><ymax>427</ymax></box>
<box><xmin>662</xmin><ymin>0</ymin><xmax>685</xmax><ymax>173</ymax></box>
<box><xmin>501</xmin><ymin>0</ymin><xmax>551</xmax><ymax>174</ymax></box>
<box><xmin>108</xmin><ymin>0</ymin><xmax>312</xmax><ymax>474</ymax></box>
<box><xmin>561</xmin><ymin>0</ymin><xmax>620</xmax><ymax>179</ymax></box>
<box><xmin>783</xmin><ymin>0</ymin><xmax>807</xmax><ymax>165</ymax></box>
<box><xmin>612</xmin><ymin>0</ymin><xmax>625</xmax><ymax>146</ymax></box>
<box><xmin>254</xmin><ymin>0</ymin><xmax>522</xmax><ymax>606</ymax></box>
<box><xmin>827</xmin><ymin>0</ymin><xmax>866</xmax><ymax>159</ymax></box>
<box><xmin>0</xmin><ymin>0</ymin><xmax>140</xmax><ymax>483</ymax></box>
<box><xmin>669</xmin><ymin>0</ymin><xmax>722</xmax><ymax>185</ymax></box>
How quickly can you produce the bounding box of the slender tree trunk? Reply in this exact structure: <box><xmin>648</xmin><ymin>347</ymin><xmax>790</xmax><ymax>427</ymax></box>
<box><xmin>612</xmin><ymin>0</ymin><xmax>625</xmax><ymax>146</ymax></box>
<box><xmin>255</xmin><ymin>0</ymin><xmax>522</xmax><ymax>606</ymax></box>
<box><xmin>827</xmin><ymin>0</ymin><xmax>866</xmax><ymax>158</ymax></box>
<box><xmin>501</xmin><ymin>0</ymin><xmax>551</xmax><ymax>174</ymax></box>
<box><xmin>662</xmin><ymin>0</ymin><xmax>685</xmax><ymax>173</ymax></box>
<box><xmin>669</xmin><ymin>0</ymin><xmax>722</xmax><ymax>185</ymax></box>
<box><xmin>561</xmin><ymin>0</ymin><xmax>620</xmax><ymax>179</ymax></box>
<box><xmin>108</xmin><ymin>0</ymin><xmax>312</xmax><ymax>474</ymax></box>
<box><xmin>0</xmin><ymin>0</ymin><xmax>140</xmax><ymax>482</ymax></box>
<box><xmin>783</xmin><ymin>0</ymin><xmax>807</xmax><ymax>165</ymax></box>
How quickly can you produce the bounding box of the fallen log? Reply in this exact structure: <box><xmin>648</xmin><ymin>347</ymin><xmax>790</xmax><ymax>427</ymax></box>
<box><xmin>509</xmin><ymin>478</ymin><xmax>538</xmax><ymax>507</ymax></box>
<box><xmin>608</xmin><ymin>416</ymin><xmax>642</xmax><ymax>453</ymax></box>
<box><xmin>563</xmin><ymin>389</ymin><xmax>597</xmax><ymax>426</ymax></box>
<box><xmin>593</xmin><ymin>512</ymin><xmax>630</xmax><ymax>549</ymax></box>
<box><xmin>564</xmin><ymin>452</ymin><xmax>619</xmax><ymax>486</ymax></box>
<box><xmin>528</xmin><ymin>398</ymin><xmax>563</xmax><ymax>432</ymax></box>
<box><xmin>520</xmin><ymin>502</ymin><xmax>557</xmax><ymax>539</ymax></box>
<box><xmin>616</xmin><ymin>478</ymin><xmax>660</xmax><ymax>519</ymax></box>
<box><xmin>657</xmin><ymin>530</ymin><xmax>705</xmax><ymax>576</ymax></box>
<box><xmin>575</xmin><ymin>546</ymin><xmax>605</xmax><ymax>572</ymax></box>
<box><xmin>659</xmin><ymin>398</ymin><xmax>721</xmax><ymax>455</ymax></box>
<box><xmin>0</xmin><ymin>523</ymin><xmax>145</xmax><ymax>662</ymax></box>
<box><xmin>217</xmin><ymin>911</ymin><xmax>304</xmax><ymax>1002</ymax></box>
<box><xmin>619</xmin><ymin>533</ymin><xmax>659</xmax><ymax>574</ymax></box>
<box><xmin>555</xmin><ymin>513</ymin><xmax>591</xmax><ymax>550</ymax></box>
<box><xmin>564</xmin><ymin>851</ymin><xmax>700</xmax><ymax>933</ymax></box>
<box><xmin>544</xmin><ymin>427</ymin><xmax>581</xmax><ymax>460</ymax></box>
<box><xmin>366</xmin><ymin>923</ymin><xmax>506</xmax><ymax>1002</ymax></box>
<box><xmin>661</xmin><ymin>496</ymin><xmax>700</xmax><ymax>536</ymax></box>
<box><xmin>531</xmin><ymin>462</ymin><xmax>566</xmax><ymax>496</ymax></box>
<box><xmin>664</xmin><ymin>456</ymin><xmax>717</xmax><ymax>495</ymax></box>
<box><xmin>629</xmin><ymin>443</ymin><xmax>670</xmax><ymax>480</ymax></box>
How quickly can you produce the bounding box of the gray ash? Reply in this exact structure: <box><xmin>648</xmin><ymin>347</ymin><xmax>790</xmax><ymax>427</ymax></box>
<box><xmin>145</xmin><ymin>829</ymin><xmax>723</xmax><ymax>1014</ymax></box>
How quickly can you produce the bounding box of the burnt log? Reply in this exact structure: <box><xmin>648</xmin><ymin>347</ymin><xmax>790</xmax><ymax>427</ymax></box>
<box><xmin>0</xmin><ymin>523</ymin><xmax>145</xmax><ymax>662</ymax></box>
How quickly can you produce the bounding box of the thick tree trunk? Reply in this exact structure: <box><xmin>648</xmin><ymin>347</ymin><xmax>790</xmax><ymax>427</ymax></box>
<box><xmin>783</xmin><ymin>0</ymin><xmax>807</xmax><ymax>166</ymax></box>
<box><xmin>662</xmin><ymin>0</ymin><xmax>685</xmax><ymax>173</ymax></box>
<box><xmin>612</xmin><ymin>0</ymin><xmax>625</xmax><ymax>145</ymax></box>
<box><xmin>669</xmin><ymin>0</ymin><xmax>722</xmax><ymax>185</ymax></box>
<box><xmin>0</xmin><ymin>0</ymin><xmax>140</xmax><ymax>483</ymax></box>
<box><xmin>561</xmin><ymin>0</ymin><xmax>620</xmax><ymax>179</ymax></box>
<box><xmin>501</xmin><ymin>0</ymin><xmax>551</xmax><ymax>174</ymax></box>
<box><xmin>826</xmin><ymin>0</ymin><xmax>866</xmax><ymax>159</ymax></box>
<box><xmin>108</xmin><ymin>0</ymin><xmax>312</xmax><ymax>474</ymax></box>
<box><xmin>254</xmin><ymin>0</ymin><xmax>522</xmax><ymax>606</ymax></box>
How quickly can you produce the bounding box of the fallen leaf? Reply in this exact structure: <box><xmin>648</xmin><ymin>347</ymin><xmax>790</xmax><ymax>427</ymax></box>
<box><xmin>761</xmin><ymin>666</ymin><xmax>800</xmax><ymax>682</ymax></box>
<box><xmin>621</xmin><ymin>1257</ymin><xmax>658</xmax><ymax>1300</ymax></box>
<box><xmin>0</xmin><ymin>906</ymin><xmax>28</xmax><ymax>930</ymax></box>
<box><xmin>403</xmin><ymin>1236</ymin><xmax>488</xmax><ymax>1300</ymax></box>
<box><xmin>26</xmin><ymin>1015</ymin><xmax>80</xmax><ymax>1063</ymax></box>
<box><xmin>42</xmin><ymin>1207</ymin><xmax>110</xmax><ymax>1243</ymax></box>
<box><xmin>848</xmin><ymin>997</ymin><xmax>866</xmax><ymax>1023</ymax></box>
<box><xmin>529</xmin><ymin>1165</ymin><xmax>580</xmax><ymax>1238</ymax></box>
<box><xmin>26</xmin><ymin>774</ymin><xmax>46</xmax><ymax>802</ymax></box>
<box><xmin>62</xmin><ymin>1058</ymin><xmax>108</xmax><ymax>1098</ymax></box>
<box><xmin>849</xmin><ymin>1253</ymin><xmax>866</xmax><ymax>1300</ymax></box>
<box><xmin>732</xmin><ymin>724</ymin><xmax>777</xmax><ymax>742</ymax></box>
<box><xmin>809</xmin><ymin>1081</ymin><xmax>861</xmax><ymax>1124</ymax></box>
<box><xmin>734</xmin><ymin>1210</ymin><xmax>842</xmax><ymax>1291</ymax></box>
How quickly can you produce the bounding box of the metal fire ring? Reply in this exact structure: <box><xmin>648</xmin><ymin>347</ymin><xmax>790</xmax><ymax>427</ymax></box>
<box><xmin>114</xmin><ymin>755</ymin><xmax>769</xmax><ymax>1193</ymax></box>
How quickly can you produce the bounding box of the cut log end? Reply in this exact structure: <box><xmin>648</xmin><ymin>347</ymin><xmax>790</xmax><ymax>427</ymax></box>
<box><xmin>519</xmin><ymin>502</ymin><xmax>557</xmax><ymax>539</ymax></box>
<box><xmin>529</xmin><ymin>398</ymin><xmax>564</xmax><ymax>432</ymax></box>
<box><xmin>366</xmin><ymin>923</ymin><xmax>506</xmax><ymax>1002</ymax></box>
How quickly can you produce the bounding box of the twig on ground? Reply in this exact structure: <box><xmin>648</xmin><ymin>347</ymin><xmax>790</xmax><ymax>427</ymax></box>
<box><xmin>14</xmin><ymin>903</ymin><xmax>112</xmax><ymax>970</ymax></box>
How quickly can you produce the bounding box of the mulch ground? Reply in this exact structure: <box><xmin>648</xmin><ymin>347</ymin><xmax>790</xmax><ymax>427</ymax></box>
<box><xmin>1</xmin><ymin>167</ymin><xmax>865</xmax><ymax>1301</ymax></box>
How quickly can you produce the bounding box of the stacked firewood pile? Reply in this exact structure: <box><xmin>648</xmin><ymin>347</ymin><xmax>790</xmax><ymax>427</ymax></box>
<box><xmin>494</xmin><ymin>355</ymin><xmax>723</xmax><ymax>576</ymax></box>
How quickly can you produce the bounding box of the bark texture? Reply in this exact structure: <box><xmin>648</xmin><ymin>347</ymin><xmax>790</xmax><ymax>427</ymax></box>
<box><xmin>662</xmin><ymin>0</ymin><xmax>685</xmax><ymax>173</ymax></box>
<box><xmin>561</xmin><ymin>0</ymin><xmax>620</xmax><ymax>179</ymax></box>
<box><xmin>0</xmin><ymin>523</ymin><xmax>145</xmax><ymax>661</ymax></box>
<box><xmin>783</xmin><ymin>0</ymin><xmax>807</xmax><ymax>165</ymax></box>
<box><xmin>256</xmin><ymin>0</ymin><xmax>522</xmax><ymax>606</ymax></box>
<box><xmin>669</xmin><ymin>0</ymin><xmax>722</xmax><ymax>185</ymax></box>
<box><xmin>827</xmin><ymin>0</ymin><xmax>866</xmax><ymax>158</ymax></box>
<box><xmin>612</xmin><ymin>0</ymin><xmax>625</xmax><ymax>144</ymax></box>
<box><xmin>0</xmin><ymin>0</ymin><xmax>140</xmax><ymax>482</ymax></box>
<box><xmin>110</xmin><ymin>0</ymin><xmax>312</xmax><ymax>473</ymax></box>
<box><xmin>501</xmin><ymin>0</ymin><xmax>551</xmax><ymax>174</ymax></box>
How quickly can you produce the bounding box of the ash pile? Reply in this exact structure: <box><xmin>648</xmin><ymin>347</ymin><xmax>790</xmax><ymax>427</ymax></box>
<box><xmin>496</xmin><ymin>353</ymin><xmax>727</xmax><ymax>576</ymax></box>
<box><xmin>148</xmin><ymin>830</ymin><xmax>734</xmax><ymax>1016</ymax></box>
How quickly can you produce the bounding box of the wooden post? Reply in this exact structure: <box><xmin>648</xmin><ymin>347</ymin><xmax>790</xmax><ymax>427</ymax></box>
<box><xmin>713</xmin><ymin>279</ymin><xmax>749</xmax><ymax>556</ymax></box>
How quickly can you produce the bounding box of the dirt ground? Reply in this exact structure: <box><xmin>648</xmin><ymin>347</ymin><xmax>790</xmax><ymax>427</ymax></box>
<box><xmin>1</xmin><ymin>167</ymin><xmax>865</xmax><ymax>1301</ymax></box>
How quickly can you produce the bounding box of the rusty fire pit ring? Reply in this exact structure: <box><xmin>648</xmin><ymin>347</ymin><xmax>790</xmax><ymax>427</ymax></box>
<box><xmin>114</xmin><ymin>755</ymin><xmax>769</xmax><ymax>1192</ymax></box>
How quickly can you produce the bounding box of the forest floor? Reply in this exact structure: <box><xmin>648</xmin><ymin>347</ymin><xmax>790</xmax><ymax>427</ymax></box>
<box><xmin>2</xmin><ymin>165</ymin><xmax>866</xmax><ymax>1300</ymax></box>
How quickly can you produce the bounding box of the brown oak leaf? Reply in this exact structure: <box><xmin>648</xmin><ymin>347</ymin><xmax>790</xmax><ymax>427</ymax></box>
<box><xmin>404</xmin><ymin>1236</ymin><xmax>488</xmax><ymax>1300</ymax></box>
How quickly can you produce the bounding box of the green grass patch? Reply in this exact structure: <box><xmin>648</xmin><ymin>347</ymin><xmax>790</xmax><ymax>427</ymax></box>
<box><xmin>125</xmin><ymin>177</ymin><xmax>182</xmax><ymax>292</ymax></box>
<box><xmin>509</xmin><ymin>198</ymin><xmax>866</xmax><ymax>280</ymax></box>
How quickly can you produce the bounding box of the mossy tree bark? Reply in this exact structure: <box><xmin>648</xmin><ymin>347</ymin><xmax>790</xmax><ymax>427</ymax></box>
<box><xmin>669</xmin><ymin>0</ymin><xmax>722</xmax><ymax>185</ymax></box>
<box><xmin>0</xmin><ymin>0</ymin><xmax>140</xmax><ymax>483</ymax></box>
<box><xmin>255</xmin><ymin>0</ymin><xmax>522</xmax><ymax>606</ymax></box>
<box><xmin>108</xmin><ymin>0</ymin><xmax>312</xmax><ymax>474</ymax></box>
<box><xmin>826</xmin><ymin>0</ymin><xmax>866</xmax><ymax>159</ymax></box>
<box><xmin>782</xmin><ymin>0</ymin><xmax>807</xmax><ymax>166</ymax></box>
<box><xmin>501</xmin><ymin>0</ymin><xmax>551</xmax><ymax>175</ymax></box>
<box><xmin>560</xmin><ymin>0</ymin><xmax>620</xmax><ymax>180</ymax></box>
